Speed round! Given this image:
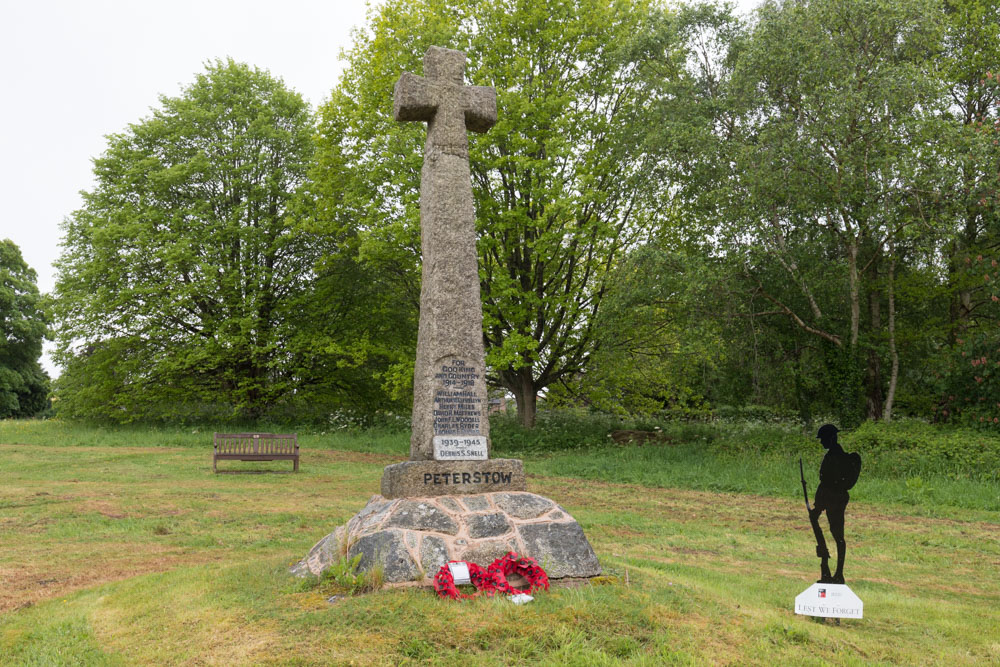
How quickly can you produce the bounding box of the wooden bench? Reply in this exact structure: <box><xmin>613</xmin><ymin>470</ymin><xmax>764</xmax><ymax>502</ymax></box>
<box><xmin>213</xmin><ymin>432</ymin><xmax>299</xmax><ymax>473</ymax></box>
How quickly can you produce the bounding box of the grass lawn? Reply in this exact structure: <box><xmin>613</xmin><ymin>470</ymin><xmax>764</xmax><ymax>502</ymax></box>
<box><xmin>1</xmin><ymin>421</ymin><xmax>998</xmax><ymax>665</ymax></box>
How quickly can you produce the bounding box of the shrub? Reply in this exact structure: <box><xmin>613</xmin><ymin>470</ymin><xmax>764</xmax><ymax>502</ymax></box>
<box><xmin>845</xmin><ymin>420</ymin><xmax>1000</xmax><ymax>481</ymax></box>
<box><xmin>712</xmin><ymin>404</ymin><xmax>800</xmax><ymax>424</ymax></box>
<box><xmin>490</xmin><ymin>409</ymin><xmax>623</xmax><ymax>453</ymax></box>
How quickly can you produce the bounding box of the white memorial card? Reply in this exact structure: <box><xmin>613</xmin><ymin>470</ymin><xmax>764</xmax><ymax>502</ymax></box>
<box><xmin>447</xmin><ymin>561</ymin><xmax>471</xmax><ymax>585</ymax></box>
<box><xmin>433</xmin><ymin>435</ymin><xmax>488</xmax><ymax>460</ymax></box>
<box><xmin>794</xmin><ymin>583</ymin><xmax>863</xmax><ymax>619</ymax></box>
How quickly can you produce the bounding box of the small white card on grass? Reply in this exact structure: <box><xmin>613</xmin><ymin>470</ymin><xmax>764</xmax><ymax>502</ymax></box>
<box><xmin>510</xmin><ymin>594</ymin><xmax>533</xmax><ymax>605</ymax></box>
<box><xmin>447</xmin><ymin>562</ymin><xmax>471</xmax><ymax>586</ymax></box>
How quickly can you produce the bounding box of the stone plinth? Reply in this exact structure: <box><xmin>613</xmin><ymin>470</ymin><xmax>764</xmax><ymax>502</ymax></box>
<box><xmin>291</xmin><ymin>492</ymin><xmax>601</xmax><ymax>584</ymax></box>
<box><xmin>380</xmin><ymin>459</ymin><xmax>526</xmax><ymax>498</ymax></box>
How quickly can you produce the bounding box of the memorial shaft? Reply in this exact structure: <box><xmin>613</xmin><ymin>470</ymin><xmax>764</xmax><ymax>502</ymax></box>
<box><xmin>293</xmin><ymin>49</ymin><xmax>599</xmax><ymax>584</ymax></box>
<box><xmin>394</xmin><ymin>46</ymin><xmax>497</xmax><ymax>461</ymax></box>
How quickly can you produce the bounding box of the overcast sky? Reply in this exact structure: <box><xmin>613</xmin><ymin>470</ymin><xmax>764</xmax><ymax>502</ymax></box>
<box><xmin>1</xmin><ymin>0</ymin><xmax>373</xmax><ymax>296</ymax></box>
<box><xmin>1</xmin><ymin>0</ymin><xmax>757</xmax><ymax>374</ymax></box>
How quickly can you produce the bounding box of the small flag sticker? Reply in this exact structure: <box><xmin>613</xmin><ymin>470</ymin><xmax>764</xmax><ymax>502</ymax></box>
<box><xmin>818</xmin><ymin>589</ymin><xmax>826</xmax><ymax>598</ymax></box>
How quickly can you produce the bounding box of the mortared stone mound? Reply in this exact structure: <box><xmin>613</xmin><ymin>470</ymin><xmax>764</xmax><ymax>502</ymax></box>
<box><xmin>291</xmin><ymin>491</ymin><xmax>601</xmax><ymax>584</ymax></box>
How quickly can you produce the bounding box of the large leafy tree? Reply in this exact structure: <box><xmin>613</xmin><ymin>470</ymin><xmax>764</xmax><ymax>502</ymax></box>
<box><xmin>549</xmin><ymin>243</ymin><xmax>728</xmax><ymax>416</ymax></box>
<box><xmin>661</xmin><ymin>0</ymin><xmax>949</xmax><ymax>424</ymax></box>
<box><xmin>53</xmin><ymin>60</ymin><xmax>316</xmax><ymax>421</ymax></box>
<box><xmin>314</xmin><ymin>0</ymin><xmax>668</xmax><ymax>426</ymax></box>
<box><xmin>0</xmin><ymin>240</ymin><xmax>49</xmax><ymax>418</ymax></box>
<box><xmin>933</xmin><ymin>0</ymin><xmax>1000</xmax><ymax>419</ymax></box>
<box><xmin>939</xmin><ymin>0</ymin><xmax>1000</xmax><ymax>303</ymax></box>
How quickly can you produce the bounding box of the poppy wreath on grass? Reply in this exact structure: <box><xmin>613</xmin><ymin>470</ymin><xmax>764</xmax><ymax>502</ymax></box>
<box><xmin>433</xmin><ymin>560</ymin><xmax>496</xmax><ymax>600</ymax></box>
<box><xmin>487</xmin><ymin>552</ymin><xmax>549</xmax><ymax>595</ymax></box>
<box><xmin>433</xmin><ymin>553</ymin><xmax>549</xmax><ymax>600</ymax></box>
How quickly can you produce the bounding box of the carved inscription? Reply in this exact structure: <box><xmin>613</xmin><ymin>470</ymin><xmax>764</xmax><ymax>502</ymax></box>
<box><xmin>433</xmin><ymin>435</ymin><xmax>487</xmax><ymax>460</ymax></box>
<box><xmin>422</xmin><ymin>470</ymin><xmax>514</xmax><ymax>486</ymax></box>
<box><xmin>432</xmin><ymin>359</ymin><xmax>483</xmax><ymax>436</ymax></box>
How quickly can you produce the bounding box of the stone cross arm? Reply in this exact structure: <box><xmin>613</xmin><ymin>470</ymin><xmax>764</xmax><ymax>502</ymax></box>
<box><xmin>393</xmin><ymin>47</ymin><xmax>497</xmax><ymax>150</ymax></box>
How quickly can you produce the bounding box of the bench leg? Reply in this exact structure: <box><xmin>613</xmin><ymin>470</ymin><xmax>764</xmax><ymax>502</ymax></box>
<box><xmin>213</xmin><ymin>456</ymin><xmax>217</xmax><ymax>474</ymax></box>
<box><xmin>293</xmin><ymin>457</ymin><xmax>299</xmax><ymax>472</ymax></box>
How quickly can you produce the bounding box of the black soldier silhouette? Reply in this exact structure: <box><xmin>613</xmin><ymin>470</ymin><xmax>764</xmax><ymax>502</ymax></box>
<box><xmin>802</xmin><ymin>424</ymin><xmax>861</xmax><ymax>584</ymax></box>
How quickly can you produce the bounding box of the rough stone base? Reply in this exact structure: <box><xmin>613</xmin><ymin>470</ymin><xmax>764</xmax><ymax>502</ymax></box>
<box><xmin>291</xmin><ymin>491</ymin><xmax>601</xmax><ymax>584</ymax></box>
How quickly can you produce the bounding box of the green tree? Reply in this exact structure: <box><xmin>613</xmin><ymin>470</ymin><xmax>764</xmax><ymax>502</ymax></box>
<box><xmin>53</xmin><ymin>60</ymin><xmax>316</xmax><ymax>421</ymax></box>
<box><xmin>314</xmin><ymin>0</ymin><xmax>668</xmax><ymax>426</ymax></box>
<box><xmin>0</xmin><ymin>240</ymin><xmax>49</xmax><ymax>418</ymax></box>
<box><xmin>937</xmin><ymin>250</ymin><xmax>1000</xmax><ymax>427</ymax></box>
<box><xmin>282</xmin><ymin>208</ymin><xmax>419</xmax><ymax>415</ymax></box>
<box><xmin>550</xmin><ymin>244</ymin><xmax>726</xmax><ymax>416</ymax></box>
<box><xmin>937</xmin><ymin>0</ymin><xmax>1000</xmax><ymax>334</ymax></box>
<box><xmin>664</xmin><ymin>0</ymin><xmax>948</xmax><ymax>424</ymax></box>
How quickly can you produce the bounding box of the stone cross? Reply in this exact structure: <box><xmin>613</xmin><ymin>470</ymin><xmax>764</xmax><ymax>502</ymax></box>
<box><xmin>394</xmin><ymin>46</ymin><xmax>497</xmax><ymax>462</ymax></box>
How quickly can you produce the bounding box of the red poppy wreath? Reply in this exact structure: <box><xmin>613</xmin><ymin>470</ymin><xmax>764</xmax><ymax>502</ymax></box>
<box><xmin>433</xmin><ymin>552</ymin><xmax>549</xmax><ymax>600</ymax></box>
<box><xmin>432</xmin><ymin>560</ymin><xmax>494</xmax><ymax>600</ymax></box>
<box><xmin>487</xmin><ymin>552</ymin><xmax>549</xmax><ymax>596</ymax></box>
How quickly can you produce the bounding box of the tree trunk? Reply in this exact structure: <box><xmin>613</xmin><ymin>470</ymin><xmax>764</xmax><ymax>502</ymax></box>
<box><xmin>884</xmin><ymin>255</ymin><xmax>899</xmax><ymax>422</ymax></box>
<box><xmin>947</xmin><ymin>210</ymin><xmax>979</xmax><ymax>340</ymax></box>
<box><xmin>848</xmin><ymin>239</ymin><xmax>860</xmax><ymax>347</ymax></box>
<box><xmin>866</xmin><ymin>278</ymin><xmax>883</xmax><ymax>421</ymax></box>
<box><xmin>510</xmin><ymin>368</ymin><xmax>537</xmax><ymax>429</ymax></box>
<box><xmin>237</xmin><ymin>356</ymin><xmax>266</xmax><ymax>421</ymax></box>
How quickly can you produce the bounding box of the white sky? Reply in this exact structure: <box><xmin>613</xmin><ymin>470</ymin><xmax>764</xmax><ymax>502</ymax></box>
<box><xmin>1</xmin><ymin>0</ymin><xmax>757</xmax><ymax>375</ymax></box>
<box><xmin>1</xmin><ymin>0</ymin><xmax>375</xmax><ymax>373</ymax></box>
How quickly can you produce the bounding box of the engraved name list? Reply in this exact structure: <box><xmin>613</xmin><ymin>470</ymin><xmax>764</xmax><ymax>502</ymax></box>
<box><xmin>432</xmin><ymin>359</ymin><xmax>487</xmax><ymax>460</ymax></box>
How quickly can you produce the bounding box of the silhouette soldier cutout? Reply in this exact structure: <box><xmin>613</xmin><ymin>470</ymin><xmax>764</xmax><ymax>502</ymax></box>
<box><xmin>801</xmin><ymin>424</ymin><xmax>861</xmax><ymax>584</ymax></box>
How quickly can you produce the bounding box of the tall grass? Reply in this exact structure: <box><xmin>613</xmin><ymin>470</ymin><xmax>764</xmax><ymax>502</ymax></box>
<box><xmin>492</xmin><ymin>412</ymin><xmax>1000</xmax><ymax>513</ymax></box>
<box><xmin>3</xmin><ymin>412</ymin><xmax>997</xmax><ymax>512</ymax></box>
<box><xmin>0</xmin><ymin>418</ymin><xmax>409</xmax><ymax>455</ymax></box>
<box><xmin>530</xmin><ymin>442</ymin><xmax>1000</xmax><ymax>514</ymax></box>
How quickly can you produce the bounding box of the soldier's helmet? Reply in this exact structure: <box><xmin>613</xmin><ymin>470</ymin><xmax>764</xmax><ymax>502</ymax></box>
<box><xmin>817</xmin><ymin>423</ymin><xmax>838</xmax><ymax>442</ymax></box>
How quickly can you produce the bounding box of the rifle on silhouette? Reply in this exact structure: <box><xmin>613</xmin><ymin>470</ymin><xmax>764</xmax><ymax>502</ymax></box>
<box><xmin>800</xmin><ymin>457</ymin><xmax>829</xmax><ymax>561</ymax></box>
